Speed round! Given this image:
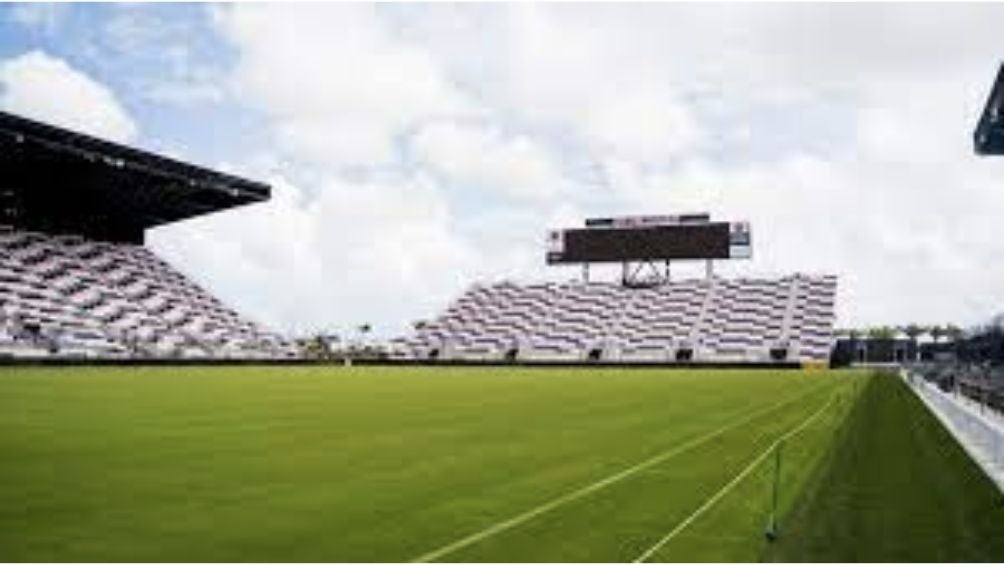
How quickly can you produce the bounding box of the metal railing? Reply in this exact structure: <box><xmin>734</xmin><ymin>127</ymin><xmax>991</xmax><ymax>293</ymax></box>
<box><xmin>902</xmin><ymin>365</ymin><xmax>1004</xmax><ymax>493</ymax></box>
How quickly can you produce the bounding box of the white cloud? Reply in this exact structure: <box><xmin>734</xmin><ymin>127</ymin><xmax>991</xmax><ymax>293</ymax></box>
<box><xmin>214</xmin><ymin>4</ymin><xmax>478</xmax><ymax>166</ymax></box>
<box><xmin>479</xmin><ymin>5</ymin><xmax>706</xmax><ymax>164</ymax></box>
<box><xmin>0</xmin><ymin>50</ymin><xmax>137</xmax><ymax>142</ymax></box>
<box><xmin>581</xmin><ymin>88</ymin><xmax>702</xmax><ymax>164</ymax></box>
<box><xmin>411</xmin><ymin>121</ymin><xmax>566</xmax><ymax>202</ymax></box>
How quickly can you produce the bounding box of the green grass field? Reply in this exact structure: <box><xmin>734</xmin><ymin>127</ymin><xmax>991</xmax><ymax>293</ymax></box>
<box><xmin>0</xmin><ymin>366</ymin><xmax>996</xmax><ymax>562</ymax></box>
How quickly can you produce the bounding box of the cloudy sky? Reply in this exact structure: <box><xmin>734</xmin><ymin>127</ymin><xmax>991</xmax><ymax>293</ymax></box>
<box><xmin>2</xmin><ymin>3</ymin><xmax>1004</xmax><ymax>338</ymax></box>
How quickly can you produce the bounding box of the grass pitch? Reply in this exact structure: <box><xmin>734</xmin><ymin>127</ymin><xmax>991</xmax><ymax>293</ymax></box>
<box><xmin>0</xmin><ymin>366</ymin><xmax>900</xmax><ymax>561</ymax></box>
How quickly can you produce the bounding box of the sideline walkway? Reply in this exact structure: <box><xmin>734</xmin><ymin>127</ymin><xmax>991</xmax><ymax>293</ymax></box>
<box><xmin>902</xmin><ymin>369</ymin><xmax>1004</xmax><ymax>493</ymax></box>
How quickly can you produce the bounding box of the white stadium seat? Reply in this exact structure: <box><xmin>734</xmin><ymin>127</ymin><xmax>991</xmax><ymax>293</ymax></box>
<box><xmin>392</xmin><ymin>274</ymin><xmax>837</xmax><ymax>363</ymax></box>
<box><xmin>0</xmin><ymin>229</ymin><xmax>295</xmax><ymax>359</ymax></box>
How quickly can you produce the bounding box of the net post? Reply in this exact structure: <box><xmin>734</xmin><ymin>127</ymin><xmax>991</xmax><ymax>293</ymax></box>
<box><xmin>766</xmin><ymin>440</ymin><xmax>783</xmax><ymax>541</ymax></box>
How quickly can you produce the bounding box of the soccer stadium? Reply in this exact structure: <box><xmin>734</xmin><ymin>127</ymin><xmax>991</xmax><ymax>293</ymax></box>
<box><xmin>2</xmin><ymin>4</ymin><xmax>1004</xmax><ymax>564</ymax></box>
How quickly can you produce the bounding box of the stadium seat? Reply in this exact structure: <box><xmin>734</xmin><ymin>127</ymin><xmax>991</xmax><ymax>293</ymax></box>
<box><xmin>0</xmin><ymin>229</ymin><xmax>294</xmax><ymax>359</ymax></box>
<box><xmin>391</xmin><ymin>274</ymin><xmax>837</xmax><ymax>363</ymax></box>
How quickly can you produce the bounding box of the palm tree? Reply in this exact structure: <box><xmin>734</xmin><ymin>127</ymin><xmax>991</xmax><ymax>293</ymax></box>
<box><xmin>300</xmin><ymin>333</ymin><xmax>331</xmax><ymax>359</ymax></box>
<box><xmin>930</xmin><ymin>325</ymin><xmax>945</xmax><ymax>343</ymax></box>
<box><xmin>945</xmin><ymin>324</ymin><xmax>964</xmax><ymax>343</ymax></box>
<box><xmin>351</xmin><ymin>324</ymin><xmax>372</xmax><ymax>357</ymax></box>
<box><xmin>902</xmin><ymin>324</ymin><xmax>923</xmax><ymax>361</ymax></box>
<box><xmin>867</xmin><ymin>326</ymin><xmax>896</xmax><ymax>340</ymax></box>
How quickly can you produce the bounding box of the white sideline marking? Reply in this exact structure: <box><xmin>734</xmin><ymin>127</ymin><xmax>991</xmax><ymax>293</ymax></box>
<box><xmin>632</xmin><ymin>388</ymin><xmax>841</xmax><ymax>563</ymax></box>
<box><xmin>411</xmin><ymin>382</ymin><xmax>834</xmax><ymax>563</ymax></box>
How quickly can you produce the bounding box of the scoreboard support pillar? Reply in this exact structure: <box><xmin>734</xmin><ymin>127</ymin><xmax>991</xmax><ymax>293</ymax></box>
<box><xmin>582</xmin><ymin>263</ymin><xmax>590</xmax><ymax>283</ymax></box>
<box><xmin>621</xmin><ymin>260</ymin><xmax>673</xmax><ymax>287</ymax></box>
<box><xmin>706</xmin><ymin>259</ymin><xmax>715</xmax><ymax>280</ymax></box>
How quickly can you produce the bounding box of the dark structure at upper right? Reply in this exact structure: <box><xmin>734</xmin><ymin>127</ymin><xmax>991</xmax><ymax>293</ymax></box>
<box><xmin>975</xmin><ymin>63</ymin><xmax>1004</xmax><ymax>155</ymax></box>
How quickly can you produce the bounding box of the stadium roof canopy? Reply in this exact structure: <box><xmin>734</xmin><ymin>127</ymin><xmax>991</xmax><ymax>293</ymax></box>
<box><xmin>975</xmin><ymin>62</ymin><xmax>1004</xmax><ymax>156</ymax></box>
<box><xmin>0</xmin><ymin>111</ymin><xmax>270</xmax><ymax>243</ymax></box>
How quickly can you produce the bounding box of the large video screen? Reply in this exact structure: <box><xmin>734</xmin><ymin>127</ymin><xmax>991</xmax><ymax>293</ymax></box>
<box><xmin>546</xmin><ymin>222</ymin><xmax>741</xmax><ymax>264</ymax></box>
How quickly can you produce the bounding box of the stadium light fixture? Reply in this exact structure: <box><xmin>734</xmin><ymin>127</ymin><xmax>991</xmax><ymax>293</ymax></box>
<box><xmin>975</xmin><ymin>62</ymin><xmax>1004</xmax><ymax>155</ymax></box>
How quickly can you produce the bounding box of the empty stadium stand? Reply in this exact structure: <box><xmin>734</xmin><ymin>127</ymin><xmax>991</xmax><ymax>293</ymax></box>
<box><xmin>0</xmin><ymin>228</ymin><xmax>291</xmax><ymax>359</ymax></box>
<box><xmin>392</xmin><ymin>274</ymin><xmax>836</xmax><ymax>363</ymax></box>
<box><xmin>0</xmin><ymin>111</ymin><xmax>293</xmax><ymax>359</ymax></box>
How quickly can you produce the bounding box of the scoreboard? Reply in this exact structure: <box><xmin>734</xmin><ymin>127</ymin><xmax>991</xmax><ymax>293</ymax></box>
<box><xmin>546</xmin><ymin>214</ymin><xmax>751</xmax><ymax>264</ymax></box>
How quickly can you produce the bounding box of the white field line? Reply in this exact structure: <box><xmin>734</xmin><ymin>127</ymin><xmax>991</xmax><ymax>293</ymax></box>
<box><xmin>411</xmin><ymin>381</ymin><xmax>834</xmax><ymax>563</ymax></box>
<box><xmin>633</xmin><ymin>388</ymin><xmax>841</xmax><ymax>563</ymax></box>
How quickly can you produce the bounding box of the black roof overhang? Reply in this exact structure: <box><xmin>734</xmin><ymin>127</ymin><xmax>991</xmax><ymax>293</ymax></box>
<box><xmin>0</xmin><ymin>111</ymin><xmax>270</xmax><ymax>241</ymax></box>
<box><xmin>975</xmin><ymin>62</ymin><xmax>1004</xmax><ymax>156</ymax></box>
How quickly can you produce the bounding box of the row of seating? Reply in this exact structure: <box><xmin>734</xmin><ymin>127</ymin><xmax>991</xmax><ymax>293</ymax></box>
<box><xmin>911</xmin><ymin>362</ymin><xmax>1004</xmax><ymax>410</ymax></box>
<box><xmin>0</xmin><ymin>229</ymin><xmax>294</xmax><ymax>359</ymax></box>
<box><xmin>392</xmin><ymin>274</ymin><xmax>837</xmax><ymax>362</ymax></box>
